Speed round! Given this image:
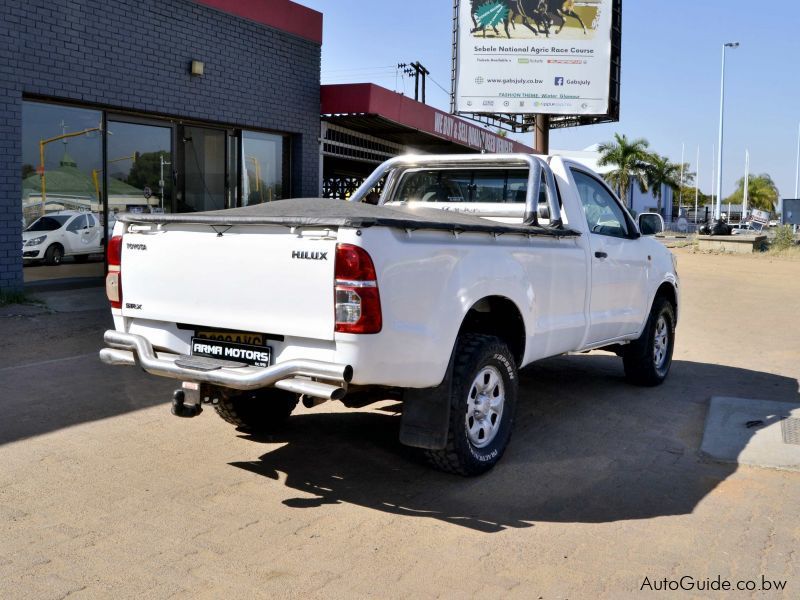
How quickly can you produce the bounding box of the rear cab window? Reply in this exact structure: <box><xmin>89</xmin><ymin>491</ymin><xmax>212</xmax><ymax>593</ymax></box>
<box><xmin>389</xmin><ymin>167</ymin><xmax>567</xmax><ymax>225</ymax></box>
<box><xmin>393</xmin><ymin>168</ymin><xmax>529</xmax><ymax>204</ymax></box>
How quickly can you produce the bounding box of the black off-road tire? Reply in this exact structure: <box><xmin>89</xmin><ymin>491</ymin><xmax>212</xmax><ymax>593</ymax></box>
<box><xmin>425</xmin><ymin>334</ymin><xmax>518</xmax><ymax>476</ymax></box>
<box><xmin>214</xmin><ymin>388</ymin><xmax>299</xmax><ymax>432</ymax></box>
<box><xmin>44</xmin><ymin>244</ymin><xmax>64</xmax><ymax>266</ymax></box>
<box><xmin>622</xmin><ymin>297</ymin><xmax>676</xmax><ymax>386</ymax></box>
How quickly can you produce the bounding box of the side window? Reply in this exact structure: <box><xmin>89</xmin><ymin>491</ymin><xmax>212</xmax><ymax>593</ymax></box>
<box><xmin>570</xmin><ymin>170</ymin><xmax>629</xmax><ymax>238</ymax></box>
<box><xmin>66</xmin><ymin>215</ymin><xmax>86</xmax><ymax>233</ymax></box>
<box><xmin>86</xmin><ymin>214</ymin><xmax>96</xmax><ymax>227</ymax></box>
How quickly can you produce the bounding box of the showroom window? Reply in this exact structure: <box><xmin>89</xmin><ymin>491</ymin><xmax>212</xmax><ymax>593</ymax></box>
<box><xmin>21</xmin><ymin>100</ymin><xmax>292</xmax><ymax>282</ymax></box>
<box><xmin>21</xmin><ymin>101</ymin><xmax>104</xmax><ymax>280</ymax></box>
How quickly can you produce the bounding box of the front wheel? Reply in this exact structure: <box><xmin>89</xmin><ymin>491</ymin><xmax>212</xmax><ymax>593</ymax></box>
<box><xmin>425</xmin><ymin>334</ymin><xmax>518</xmax><ymax>476</ymax></box>
<box><xmin>622</xmin><ymin>297</ymin><xmax>676</xmax><ymax>386</ymax></box>
<box><xmin>44</xmin><ymin>244</ymin><xmax>64</xmax><ymax>266</ymax></box>
<box><xmin>214</xmin><ymin>388</ymin><xmax>299</xmax><ymax>432</ymax></box>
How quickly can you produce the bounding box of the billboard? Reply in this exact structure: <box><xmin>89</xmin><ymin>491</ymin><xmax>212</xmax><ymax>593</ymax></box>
<box><xmin>453</xmin><ymin>0</ymin><xmax>617</xmax><ymax>117</ymax></box>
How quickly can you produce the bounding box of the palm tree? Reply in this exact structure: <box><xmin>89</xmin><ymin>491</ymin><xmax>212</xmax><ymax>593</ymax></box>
<box><xmin>597</xmin><ymin>134</ymin><xmax>651</xmax><ymax>209</ymax></box>
<box><xmin>725</xmin><ymin>173</ymin><xmax>780</xmax><ymax>212</ymax></box>
<box><xmin>644</xmin><ymin>154</ymin><xmax>690</xmax><ymax>215</ymax></box>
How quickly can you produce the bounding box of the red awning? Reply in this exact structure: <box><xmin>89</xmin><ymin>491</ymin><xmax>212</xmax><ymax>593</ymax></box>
<box><xmin>321</xmin><ymin>84</ymin><xmax>533</xmax><ymax>154</ymax></box>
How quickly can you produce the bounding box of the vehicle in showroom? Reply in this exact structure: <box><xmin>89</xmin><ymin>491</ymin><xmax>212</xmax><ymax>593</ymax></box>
<box><xmin>22</xmin><ymin>210</ymin><xmax>104</xmax><ymax>265</ymax></box>
<box><xmin>99</xmin><ymin>154</ymin><xmax>678</xmax><ymax>475</ymax></box>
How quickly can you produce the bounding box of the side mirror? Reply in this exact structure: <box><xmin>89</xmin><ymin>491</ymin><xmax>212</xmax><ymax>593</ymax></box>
<box><xmin>638</xmin><ymin>212</ymin><xmax>665</xmax><ymax>236</ymax></box>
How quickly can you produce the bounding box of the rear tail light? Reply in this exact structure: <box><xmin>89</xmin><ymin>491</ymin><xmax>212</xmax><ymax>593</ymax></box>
<box><xmin>106</xmin><ymin>235</ymin><xmax>123</xmax><ymax>309</ymax></box>
<box><xmin>334</xmin><ymin>244</ymin><xmax>381</xmax><ymax>334</ymax></box>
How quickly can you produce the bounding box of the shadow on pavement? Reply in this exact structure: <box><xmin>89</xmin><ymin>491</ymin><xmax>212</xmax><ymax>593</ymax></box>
<box><xmin>231</xmin><ymin>354</ymin><xmax>799</xmax><ymax>532</ymax></box>
<box><xmin>0</xmin><ymin>305</ymin><xmax>174</xmax><ymax>445</ymax></box>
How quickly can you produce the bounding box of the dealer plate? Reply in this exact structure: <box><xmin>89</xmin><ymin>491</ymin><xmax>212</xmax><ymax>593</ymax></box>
<box><xmin>190</xmin><ymin>337</ymin><xmax>271</xmax><ymax>368</ymax></box>
<box><xmin>195</xmin><ymin>329</ymin><xmax>266</xmax><ymax>346</ymax></box>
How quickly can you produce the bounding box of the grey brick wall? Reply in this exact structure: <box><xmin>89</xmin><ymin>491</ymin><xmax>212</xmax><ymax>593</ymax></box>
<box><xmin>0</xmin><ymin>0</ymin><xmax>321</xmax><ymax>290</ymax></box>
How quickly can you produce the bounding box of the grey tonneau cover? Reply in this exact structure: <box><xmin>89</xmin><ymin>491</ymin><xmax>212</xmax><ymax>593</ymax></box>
<box><xmin>119</xmin><ymin>197</ymin><xmax>579</xmax><ymax>237</ymax></box>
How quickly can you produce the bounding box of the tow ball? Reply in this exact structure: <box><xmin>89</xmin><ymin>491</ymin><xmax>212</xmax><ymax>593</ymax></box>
<box><xmin>171</xmin><ymin>383</ymin><xmax>204</xmax><ymax>418</ymax></box>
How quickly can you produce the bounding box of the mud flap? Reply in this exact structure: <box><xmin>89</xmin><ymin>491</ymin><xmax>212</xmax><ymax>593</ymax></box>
<box><xmin>399</xmin><ymin>356</ymin><xmax>454</xmax><ymax>450</ymax></box>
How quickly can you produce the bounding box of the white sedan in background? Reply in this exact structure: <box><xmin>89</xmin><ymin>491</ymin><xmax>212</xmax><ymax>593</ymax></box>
<box><xmin>22</xmin><ymin>211</ymin><xmax>104</xmax><ymax>265</ymax></box>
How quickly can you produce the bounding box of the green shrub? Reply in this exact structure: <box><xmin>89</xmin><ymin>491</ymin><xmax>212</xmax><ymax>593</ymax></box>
<box><xmin>771</xmin><ymin>225</ymin><xmax>795</xmax><ymax>252</ymax></box>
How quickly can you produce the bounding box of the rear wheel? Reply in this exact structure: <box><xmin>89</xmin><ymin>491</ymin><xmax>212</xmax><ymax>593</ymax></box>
<box><xmin>44</xmin><ymin>244</ymin><xmax>64</xmax><ymax>266</ymax></box>
<box><xmin>214</xmin><ymin>388</ymin><xmax>299</xmax><ymax>432</ymax></box>
<box><xmin>425</xmin><ymin>334</ymin><xmax>518</xmax><ymax>476</ymax></box>
<box><xmin>622</xmin><ymin>297</ymin><xmax>676</xmax><ymax>386</ymax></box>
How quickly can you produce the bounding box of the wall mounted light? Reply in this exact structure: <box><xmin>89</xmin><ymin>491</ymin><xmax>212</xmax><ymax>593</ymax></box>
<box><xmin>190</xmin><ymin>60</ymin><xmax>204</xmax><ymax>76</ymax></box>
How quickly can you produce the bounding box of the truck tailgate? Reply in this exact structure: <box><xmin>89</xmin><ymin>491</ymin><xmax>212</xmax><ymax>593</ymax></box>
<box><xmin>120</xmin><ymin>226</ymin><xmax>337</xmax><ymax>341</ymax></box>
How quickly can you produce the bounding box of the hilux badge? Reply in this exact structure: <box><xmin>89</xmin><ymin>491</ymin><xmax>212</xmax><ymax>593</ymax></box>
<box><xmin>292</xmin><ymin>251</ymin><xmax>327</xmax><ymax>260</ymax></box>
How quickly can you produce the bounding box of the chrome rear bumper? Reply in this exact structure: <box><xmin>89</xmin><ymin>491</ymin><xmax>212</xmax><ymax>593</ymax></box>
<box><xmin>99</xmin><ymin>330</ymin><xmax>352</xmax><ymax>400</ymax></box>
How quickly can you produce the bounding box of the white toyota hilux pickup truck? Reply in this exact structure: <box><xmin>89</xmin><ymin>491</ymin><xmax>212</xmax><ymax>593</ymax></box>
<box><xmin>100</xmin><ymin>154</ymin><xmax>678</xmax><ymax>475</ymax></box>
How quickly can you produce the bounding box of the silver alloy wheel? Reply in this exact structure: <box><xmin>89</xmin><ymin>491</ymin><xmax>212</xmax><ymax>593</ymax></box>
<box><xmin>653</xmin><ymin>315</ymin><xmax>669</xmax><ymax>370</ymax></box>
<box><xmin>465</xmin><ymin>365</ymin><xmax>505</xmax><ymax>448</ymax></box>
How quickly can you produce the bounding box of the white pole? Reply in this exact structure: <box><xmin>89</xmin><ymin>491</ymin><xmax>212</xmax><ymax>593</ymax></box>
<box><xmin>743</xmin><ymin>149</ymin><xmax>749</xmax><ymax>221</ymax></box>
<box><xmin>716</xmin><ymin>42</ymin><xmax>739</xmax><ymax>220</ymax></box>
<box><xmin>794</xmin><ymin>122</ymin><xmax>799</xmax><ymax>232</ymax></box>
<box><xmin>679</xmin><ymin>142</ymin><xmax>685</xmax><ymax>215</ymax></box>
<box><xmin>695</xmin><ymin>145</ymin><xmax>700</xmax><ymax>225</ymax></box>
<box><xmin>710</xmin><ymin>144</ymin><xmax>716</xmax><ymax>221</ymax></box>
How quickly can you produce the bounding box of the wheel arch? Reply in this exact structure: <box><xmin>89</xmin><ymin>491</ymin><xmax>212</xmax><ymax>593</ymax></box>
<box><xmin>456</xmin><ymin>295</ymin><xmax>526</xmax><ymax>366</ymax></box>
<box><xmin>653</xmin><ymin>280</ymin><xmax>678</xmax><ymax>324</ymax></box>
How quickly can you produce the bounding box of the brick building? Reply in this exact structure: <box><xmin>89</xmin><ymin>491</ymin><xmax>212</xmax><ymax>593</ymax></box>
<box><xmin>0</xmin><ymin>0</ymin><xmax>534</xmax><ymax>291</ymax></box>
<box><xmin>0</xmin><ymin>0</ymin><xmax>322</xmax><ymax>289</ymax></box>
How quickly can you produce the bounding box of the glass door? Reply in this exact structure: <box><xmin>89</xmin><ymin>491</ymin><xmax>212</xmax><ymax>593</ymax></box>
<box><xmin>179</xmin><ymin>126</ymin><xmax>229</xmax><ymax>213</ymax></box>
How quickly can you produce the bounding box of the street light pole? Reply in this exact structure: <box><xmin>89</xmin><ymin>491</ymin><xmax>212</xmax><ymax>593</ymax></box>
<box><xmin>694</xmin><ymin>145</ymin><xmax>700</xmax><ymax>225</ymax></box>
<box><xmin>742</xmin><ymin>149</ymin><xmax>749</xmax><ymax>221</ymax></box>
<box><xmin>679</xmin><ymin>142</ymin><xmax>685</xmax><ymax>215</ymax></box>
<box><xmin>715</xmin><ymin>42</ymin><xmax>739</xmax><ymax>220</ymax></box>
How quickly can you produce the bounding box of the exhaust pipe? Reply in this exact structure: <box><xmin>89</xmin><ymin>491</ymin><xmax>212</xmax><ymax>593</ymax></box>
<box><xmin>275</xmin><ymin>377</ymin><xmax>346</xmax><ymax>401</ymax></box>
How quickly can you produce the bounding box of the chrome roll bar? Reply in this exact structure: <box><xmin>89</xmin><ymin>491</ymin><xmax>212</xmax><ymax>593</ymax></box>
<box><xmin>348</xmin><ymin>153</ymin><xmax>561</xmax><ymax>228</ymax></box>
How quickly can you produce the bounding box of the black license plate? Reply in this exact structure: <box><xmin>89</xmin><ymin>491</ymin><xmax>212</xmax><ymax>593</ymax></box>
<box><xmin>190</xmin><ymin>337</ymin><xmax>271</xmax><ymax>367</ymax></box>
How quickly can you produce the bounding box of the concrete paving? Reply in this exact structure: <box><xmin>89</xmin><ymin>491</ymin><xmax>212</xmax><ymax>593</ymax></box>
<box><xmin>701</xmin><ymin>397</ymin><xmax>800</xmax><ymax>472</ymax></box>
<box><xmin>0</xmin><ymin>250</ymin><xmax>798</xmax><ymax>599</ymax></box>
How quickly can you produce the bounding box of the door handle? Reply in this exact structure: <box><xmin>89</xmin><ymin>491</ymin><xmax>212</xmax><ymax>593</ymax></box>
<box><xmin>594</xmin><ymin>251</ymin><xmax>608</xmax><ymax>259</ymax></box>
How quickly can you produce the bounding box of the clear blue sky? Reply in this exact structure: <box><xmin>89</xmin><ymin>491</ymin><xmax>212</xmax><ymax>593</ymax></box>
<box><xmin>301</xmin><ymin>0</ymin><xmax>800</xmax><ymax>199</ymax></box>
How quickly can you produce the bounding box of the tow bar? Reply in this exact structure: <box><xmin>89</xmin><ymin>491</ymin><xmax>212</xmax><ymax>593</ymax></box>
<box><xmin>171</xmin><ymin>383</ymin><xmax>203</xmax><ymax>418</ymax></box>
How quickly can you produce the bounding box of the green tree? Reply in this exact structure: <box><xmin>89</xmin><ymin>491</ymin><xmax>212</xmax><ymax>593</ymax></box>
<box><xmin>597</xmin><ymin>133</ymin><xmax>651</xmax><ymax>208</ymax></box>
<box><xmin>644</xmin><ymin>154</ymin><xmax>690</xmax><ymax>215</ymax></box>
<box><xmin>126</xmin><ymin>151</ymin><xmax>169</xmax><ymax>191</ymax></box>
<box><xmin>725</xmin><ymin>173</ymin><xmax>780</xmax><ymax>212</ymax></box>
<box><xmin>673</xmin><ymin>185</ymin><xmax>709</xmax><ymax>216</ymax></box>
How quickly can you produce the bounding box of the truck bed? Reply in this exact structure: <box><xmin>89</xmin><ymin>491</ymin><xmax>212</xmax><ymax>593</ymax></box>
<box><xmin>118</xmin><ymin>198</ymin><xmax>580</xmax><ymax>238</ymax></box>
